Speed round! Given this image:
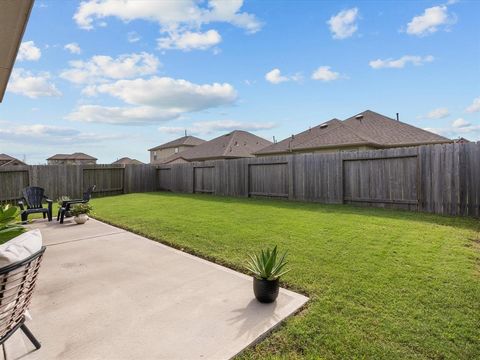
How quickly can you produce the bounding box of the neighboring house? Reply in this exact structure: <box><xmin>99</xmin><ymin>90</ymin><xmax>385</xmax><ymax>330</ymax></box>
<box><xmin>161</xmin><ymin>130</ymin><xmax>272</xmax><ymax>164</ymax></box>
<box><xmin>112</xmin><ymin>157</ymin><xmax>144</xmax><ymax>165</ymax></box>
<box><xmin>148</xmin><ymin>136</ymin><xmax>205</xmax><ymax>164</ymax></box>
<box><xmin>255</xmin><ymin>110</ymin><xmax>452</xmax><ymax>156</ymax></box>
<box><xmin>47</xmin><ymin>152</ymin><xmax>97</xmax><ymax>165</ymax></box>
<box><xmin>0</xmin><ymin>153</ymin><xmax>26</xmax><ymax>167</ymax></box>
<box><xmin>454</xmin><ymin>137</ymin><xmax>471</xmax><ymax>144</ymax></box>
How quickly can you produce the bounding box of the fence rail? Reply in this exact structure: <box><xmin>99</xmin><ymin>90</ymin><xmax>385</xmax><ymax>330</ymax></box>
<box><xmin>1</xmin><ymin>143</ymin><xmax>479</xmax><ymax>217</ymax></box>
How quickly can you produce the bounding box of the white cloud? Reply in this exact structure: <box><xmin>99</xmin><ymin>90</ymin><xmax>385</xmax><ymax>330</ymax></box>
<box><xmin>406</xmin><ymin>5</ymin><xmax>456</xmax><ymax>36</ymax></box>
<box><xmin>465</xmin><ymin>97</ymin><xmax>480</xmax><ymax>113</ymax></box>
<box><xmin>65</xmin><ymin>105</ymin><xmax>179</xmax><ymax>125</ymax></box>
<box><xmin>159</xmin><ymin>120</ymin><xmax>275</xmax><ymax>135</ymax></box>
<box><xmin>369</xmin><ymin>55</ymin><xmax>434</xmax><ymax>69</ymax></box>
<box><xmin>420</xmin><ymin>107</ymin><xmax>450</xmax><ymax>119</ymax></box>
<box><xmin>60</xmin><ymin>52</ymin><xmax>160</xmax><ymax>84</ymax></box>
<box><xmin>74</xmin><ymin>0</ymin><xmax>261</xmax><ymax>52</ymax></box>
<box><xmin>66</xmin><ymin>77</ymin><xmax>237</xmax><ymax>125</ymax></box>
<box><xmin>92</xmin><ymin>77</ymin><xmax>236</xmax><ymax>108</ymax></box>
<box><xmin>327</xmin><ymin>8</ymin><xmax>359</xmax><ymax>39</ymax></box>
<box><xmin>0</xmin><ymin>122</ymin><xmax>121</xmax><ymax>145</ymax></box>
<box><xmin>127</xmin><ymin>31</ymin><xmax>141</xmax><ymax>43</ymax></box>
<box><xmin>451</xmin><ymin>118</ymin><xmax>480</xmax><ymax>136</ymax></box>
<box><xmin>265</xmin><ymin>68</ymin><xmax>301</xmax><ymax>84</ymax></box>
<box><xmin>452</xmin><ymin>118</ymin><xmax>470</xmax><ymax>128</ymax></box>
<box><xmin>7</xmin><ymin>69</ymin><xmax>62</xmax><ymax>98</ymax></box>
<box><xmin>311</xmin><ymin>66</ymin><xmax>341</xmax><ymax>81</ymax></box>
<box><xmin>64</xmin><ymin>42</ymin><xmax>82</xmax><ymax>54</ymax></box>
<box><xmin>74</xmin><ymin>0</ymin><xmax>261</xmax><ymax>32</ymax></box>
<box><xmin>17</xmin><ymin>41</ymin><xmax>41</xmax><ymax>61</ymax></box>
<box><xmin>158</xmin><ymin>30</ymin><xmax>221</xmax><ymax>51</ymax></box>
<box><xmin>425</xmin><ymin>118</ymin><xmax>480</xmax><ymax>140</ymax></box>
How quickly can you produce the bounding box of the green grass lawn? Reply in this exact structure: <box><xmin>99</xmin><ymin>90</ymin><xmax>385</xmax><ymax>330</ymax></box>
<box><xmin>92</xmin><ymin>192</ymin><xmax>479</xmax><ymax>359</ymax></box>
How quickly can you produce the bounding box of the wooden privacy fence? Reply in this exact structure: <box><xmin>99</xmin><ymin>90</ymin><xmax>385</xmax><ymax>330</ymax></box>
<box><xmin>1</xmin><ymin>143</ymin><xmax>479</xmax><ymax>217</ymax></box>
<box><xmin>0</xmin><ymin>164</ymin><xmax>157</xmax><ymax>202</ymax></box>
<box><xmin>157</xmin><ymin>143</ymin><xmax>480</xmax><ymax>217</ymax></box>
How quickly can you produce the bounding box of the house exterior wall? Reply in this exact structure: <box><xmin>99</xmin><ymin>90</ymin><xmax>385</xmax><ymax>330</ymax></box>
<box><xmin>149</xmin><ymin>145</ymin><xmax>192</xmax><ymax>164</ymax></box>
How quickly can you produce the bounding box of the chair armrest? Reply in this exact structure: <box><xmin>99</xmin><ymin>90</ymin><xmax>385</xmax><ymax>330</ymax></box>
<box><xmin>18</xmin><ymin>201</ymin><xmax>25</xmax><ymax>211</ymax></box>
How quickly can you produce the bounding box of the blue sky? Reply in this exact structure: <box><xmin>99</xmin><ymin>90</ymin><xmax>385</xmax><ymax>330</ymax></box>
<box><xmin>1</xmin><ymin>0</ymin><xmax>479</xmax><ymax>164</ymax></box>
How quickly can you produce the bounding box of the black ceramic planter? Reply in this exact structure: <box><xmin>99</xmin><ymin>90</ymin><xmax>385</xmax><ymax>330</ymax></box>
<box><xmin>253</xmin><ymin>278</ymin><xmax>279</xmax><ymax>303</ymax></box>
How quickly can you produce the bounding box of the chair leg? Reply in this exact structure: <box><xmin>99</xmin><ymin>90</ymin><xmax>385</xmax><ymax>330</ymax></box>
<box><xmin>60</xmin><ymin>209</ymin><xmax>65</xmax><ymax>224</ymax></box>
<box><xmin>57</xmin><ymin>209</ymin><xmax>61</xmax><ymax>221</ymax></box>
<box><xmin>20</xmin><ymin>324</ymin><xmax>41</xmax><ymax>350</ymax></box>
<box><xmin>43</xmin><ymin>213</ymin><xmax>46</xmax><ymax>219</ymax></box>
<box><xmin>21</xmin><ymin>212</ymin><xmax>28</xmax><ymax>224</ymax></box>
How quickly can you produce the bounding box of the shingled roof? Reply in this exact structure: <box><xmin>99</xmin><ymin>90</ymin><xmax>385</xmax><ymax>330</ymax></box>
<box><xmin>255</xmin><ymin>110</ymin><xmax>451</xmax><ymax>155</ymax></box>
<box><xmin>161</xmin><ymin>130</ymin><xmax>272</xmax><ymax>163</ymax></box>
<box><xmin>0</xmin><ymin>153</ymin><xmax>26</xmax><ymax>166</ymax></box>
<box><xmin>112</xmin><ymin>157</ymin><xmax>144</xmax><ymax>165</ymax></box>
<box><xmin>148</xmin><ymin>136</ymin><xmax>205</xmax><ymax>151</ymax></box>
<box><xmin>47</xmin><ymin>152</ymin><xmax>97</xmax><ymax>161</ymax></box>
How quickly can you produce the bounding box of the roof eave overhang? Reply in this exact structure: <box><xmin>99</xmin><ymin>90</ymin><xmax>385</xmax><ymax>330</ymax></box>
<box><xmin>0</xmin><ymin>0</ymin><xmax>35</xmax><ymax>103</ymax></box>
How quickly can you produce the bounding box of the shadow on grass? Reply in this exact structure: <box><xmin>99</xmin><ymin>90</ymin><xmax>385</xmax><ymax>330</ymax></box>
<box><xmin>124</xmin><ymin>191</ymin><xmax>480</xmax><ymax>233</ymax></box>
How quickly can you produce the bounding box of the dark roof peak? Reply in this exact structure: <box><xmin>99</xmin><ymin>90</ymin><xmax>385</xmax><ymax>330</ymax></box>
<box><xmin>148</xmin><ymin>135</ymin><xmax>205</xmax><ymax>151</ymax></box>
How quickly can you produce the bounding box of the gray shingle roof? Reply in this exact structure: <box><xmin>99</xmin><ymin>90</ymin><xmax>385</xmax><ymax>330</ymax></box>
<box><xmin>47</xmin><ymin>152</ymin><xmax>97</xmax><ymax>160</ymax></box>
<box><xmin>112</xmin><ymin>157</ymin><xmax>144</xmax><ymax>165</ymax></box>
<box><xmin>0</xmin><ymin>153</ymin><xmax>26</xmax><ymax>166</ymax></box>
<box><xmin>148</xmin><ymin>136</ymin><xmax>205</xmax><ymax>151</ymax></box>
<box><xmin>255</xmin><ymin>110</ymin><xmax>451</xmax><ymax>155</ymax></box>
<box><xmin>161</xmin><ymin>130</ymin><xmax>272</xmax><ymax>163</ymax></box>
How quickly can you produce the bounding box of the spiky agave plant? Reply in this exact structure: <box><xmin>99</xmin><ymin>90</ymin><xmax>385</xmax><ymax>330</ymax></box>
<box><xmin>246</xmin><ymin>245</ymin><xmax>290</xmax><ymax>281</ymax></box>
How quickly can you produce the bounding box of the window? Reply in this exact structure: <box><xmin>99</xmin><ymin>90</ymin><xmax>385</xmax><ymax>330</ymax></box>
<box><xmin>174</xmin><ymin>147</ymin><xmax>179</xmax><ymax>153</ymax></box>
<box><xmin>154</xmin><ymin>155</ymin><xmax>157</xmax><ymax>160</ymax></box>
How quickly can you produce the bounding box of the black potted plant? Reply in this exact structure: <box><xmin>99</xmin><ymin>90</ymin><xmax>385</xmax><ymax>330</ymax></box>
<box><xmin>246</xmin><ymin>245</ymin><xmax>290</xmax><ymax>303</ymax></box>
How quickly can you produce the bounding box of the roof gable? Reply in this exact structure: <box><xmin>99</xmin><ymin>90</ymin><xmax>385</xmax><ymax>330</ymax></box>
<box><xmin>343</xmin><ymin>110</ymin><xmax>451</xmax><ymax>146</ymax></box>
<box><xmin>148</xmin><ymin>136</ymin><xmax>205</xmax><ymax>151</ymax></box>
<box><xmin>161</xmin><ymin>130</ymin><xmax>272</xmax><ymax>162</ymax></box>
<box><xmin>256</xmin><ymin>110</ymin><xmax>451</xmax><ymax>155</ymax></box>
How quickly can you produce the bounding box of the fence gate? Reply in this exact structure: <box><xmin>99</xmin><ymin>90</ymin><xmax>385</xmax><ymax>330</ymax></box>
<box><xmin>248</xmin><ymin>162</ymin><xmax>288</xmax><ymax>198</ymax></box>
<box><xmin>83</xmin><ymin>167</ymin><xmax>124</xmax><ymax>196</ymax></box>
<box><xmin>343</xmin><ymin>155</ymin><xmax>418</xmax><ymax>208</ymax></box>
<box><xmin>194</xmin><ymin>166</ymin><xmax>214</xmax><ymax>193</ymax></box>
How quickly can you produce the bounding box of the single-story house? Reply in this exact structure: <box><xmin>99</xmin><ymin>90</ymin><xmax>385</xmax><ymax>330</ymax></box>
<box><xmin>112</xmin><ymin>157</ymin><xmax>144</xmax><ymax>165</ymax></box>
<box><xmin>160</xmin><ymin>130</ymin><xmax>272</xmax><ymax>164</ymax></box>
<box><xmin>255</xmin><ymin>110</ymin><xmax>452</xmax><ymax>156</ymax></box>
<box><xmin>148</xmin><ymin>135</ymin><xmax>205</xmax><ymax>164</ymax></box>
<box><xmin>47</xmin><ymin>152</ymin><xmax>97</xmax><ymax>165</ymax></box>
<box><xmin>0</xmin><ymin>153</ymin><xmax>26</xmax><ymax>167</ymax></box>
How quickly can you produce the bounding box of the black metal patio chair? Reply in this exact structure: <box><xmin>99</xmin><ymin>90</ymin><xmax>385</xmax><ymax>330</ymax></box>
<box><xmin>57</xmin><ymin>185</ymin><xmax>96</xmax><ymax>224</ymax></box>
<box><xmin>0</xmin><ymin>246</ymin><xmax>46</xmax><ymax>351</ymax></box>
<box><xmin>18</xmin><ymin>187</ymin><xmax>53</xmax><ymax>224</ymax></box>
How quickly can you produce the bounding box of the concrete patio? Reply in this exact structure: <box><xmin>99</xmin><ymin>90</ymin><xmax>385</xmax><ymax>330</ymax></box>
<box><xmin>3</xmin><ymin>218</ymin><xmax>308</xmax><ymax>360</ymax></box>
